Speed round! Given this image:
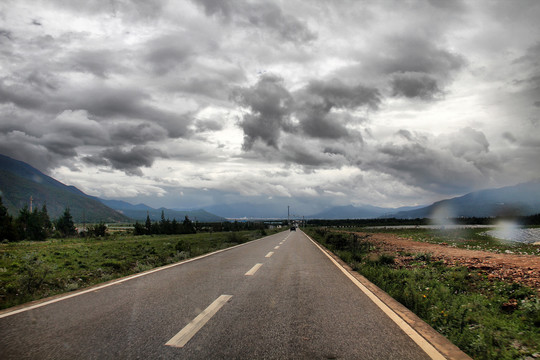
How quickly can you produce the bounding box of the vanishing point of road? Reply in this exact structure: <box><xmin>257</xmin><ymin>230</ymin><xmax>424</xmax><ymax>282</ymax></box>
<box><xmin>1</xmin><ymin>230</ymin><xmax>456</xmax><ymax>359</ymax></box>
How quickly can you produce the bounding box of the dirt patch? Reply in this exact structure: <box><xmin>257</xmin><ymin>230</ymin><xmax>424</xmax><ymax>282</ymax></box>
<box><xmin>352</xmin><ymin>232</ymin><xmax>540</xmax><ymax>291</ymax></box>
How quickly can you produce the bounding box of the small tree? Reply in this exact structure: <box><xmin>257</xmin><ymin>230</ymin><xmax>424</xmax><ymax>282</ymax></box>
<box><xmin>88</xmin><ymin>222</ymin><xmax>107</xmax><ymax>237</ymax></box>
<box><xmin>133</xmin><ymin>221</ymin><xmax>145</xmax><ymax>235</ymax></box>
<box><xmin>56</xmin><ymin>208</ymin><xmax>76</xmax><ymax>237</ymax></box>
<box><xmin>182</xmin><ymin>216</ymin><xmax>196</xmax><ymax>234</ymax></box>
<box><xmin>16</xmin><ymin>205</ymin><xmax>31</xmax><ymax>240</ymax></box>
<box><xmin>145</xmin><ymin>213</ymin><xmax>152</xmax><ymax>234</ymax></box>
<box><xmin>0</xmin><ymin>197</ymin><xmax>16</xmax><ymax>241</ymax></box>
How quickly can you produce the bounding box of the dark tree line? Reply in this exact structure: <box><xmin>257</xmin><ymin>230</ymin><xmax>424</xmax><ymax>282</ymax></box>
<box><xmin>0</xmin><ymin>197</ymin><xmax>76</xmax><ymax>241</ymax></box>
<box><xmin>133</xmin><ymin>211</ymin><xmax>196</xmax><ymax>235</ymax></box>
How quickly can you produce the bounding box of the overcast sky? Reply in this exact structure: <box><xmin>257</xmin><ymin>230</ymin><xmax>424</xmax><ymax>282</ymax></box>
<box><xmin>1</xmin><ymin>0</ymin><xmax>539</xmax><ymax>214</ymax></box>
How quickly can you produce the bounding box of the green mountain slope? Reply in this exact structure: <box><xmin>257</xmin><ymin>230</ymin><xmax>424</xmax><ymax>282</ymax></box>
<box><xmin>0</xmin><ymin>155</ymin><xmax>128</xmax><ymax>223</ymax></box>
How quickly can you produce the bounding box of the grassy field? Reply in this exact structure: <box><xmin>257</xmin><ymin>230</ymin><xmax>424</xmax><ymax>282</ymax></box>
<box><xmin>350</xmin><ymin>227</ymin><xmax>540</xmax><ymax>255</ymax></box>
<box><xmin>305</xmin><ymin>227</ymin><xmax>540</xmax><ymax>360</ymax></box>
<box><xmin>0</xmin><ymin>230</ymin><xmax>271</xmax><ymax>310</ymax></box>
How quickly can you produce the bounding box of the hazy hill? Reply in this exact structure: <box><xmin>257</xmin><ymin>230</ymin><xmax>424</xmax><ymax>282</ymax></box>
<box><xmin>308</xmin><ymin>204</ymin><xmax>425</xmax><ymax>219</ymax></box>
<box><xmin>99</xmin><ymin>199</ymin><xmax>224</xmax><ymax>222</ymax></box>
<box><xmin>0</xmin><ymin>154</ymin><xmax>129</xmax><ymax>223</ymax></box>
<box><xmin>204</xmin><ymin>202</ymin><xmax>289</xmax><ymax>219</ymax></box>
<box><xmin>391</xmin><ymin>181</ymin><xmax>540</xmax><ymax>219</ymax></box>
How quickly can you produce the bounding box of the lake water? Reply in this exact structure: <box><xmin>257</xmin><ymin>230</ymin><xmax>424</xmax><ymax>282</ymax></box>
<box><xmin>482</xmin><ymin>228</ymin><xmax>540</xmax><ymax>244</ymax></box>
<box><xmin>366</xmin><ymin>225</ymin><xmax>540</xmax><ymax>244</ymax></box>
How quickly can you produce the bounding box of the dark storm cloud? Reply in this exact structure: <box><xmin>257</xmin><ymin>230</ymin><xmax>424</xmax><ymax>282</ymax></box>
<box><xmin>109</xmin><ymin>122</ymin><xmax>168</xmax><ymax>145</ymax></box>
<box><xmin>69</xmin><ymin>86</ymin><xmax>192</xmax><ymax>138</ymax></box>
<box><xmin>99</xmin><ymin>146</ymin><xmax>166</xmax><ymax>176</ymax></box>
<box><xmin>391</xmin><ymin>72</ymin><xmax>442</xmax><ymax>100</ymax></box>
<box><xmin>295</xmin><ymin>79</ymin><xmax>380</xmax><ymax>139</ymax></box>
<box><xmin>306</xmin><ymin>79</ymin><xmax>381</xmax><ymax>110</ymax></box>
<box><xmin>143</xmin><ymin>33</ymin><xmax>199</xmax><ymax>75</ymax></box>
<box><xmin>337</xmin><ymin>34</ymin><xmax>465</xmax><ymax>101</ymax></box>
<box><xmin>0</xmin><ymin>28</ymin><xmax>13</xmax><ymax>41</ymax></box>
<box><xmin>232</xmin><ymin>74</ymin><xmax>294</xmax><ymax>150</ymax></box>
<box><xmin>234</xmin><ymin>75</ymin><xmax>379</xmax><ymax>152</ymax></box>
<box><xmin>68</xmin><ymin>49</ymin><xmax>123</xmax><ymax>78</ymax></box>
<box><xmin>376</xmin><ymin>36</ymin><xmax>465</xmax><ymax>76</ymax></box>
<box><xmin>0</xmin><ymin>79</ymin><xmax>46</xmax><ymax>110</ymax></box>
<box><xmin>193</xmin><ymin>0</ymin><xmax>316</xmax><ymax>43</ymax></box>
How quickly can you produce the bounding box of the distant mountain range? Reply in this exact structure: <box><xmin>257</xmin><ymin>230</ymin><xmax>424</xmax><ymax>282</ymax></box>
<box><xmin>2</xmin><ymin>153</ymin><xmax>538</xmax><ymax>222</ymax></box>
<box><xmin>307</xmin><ymin>204</ymin><xmax>425</xmax><ymax>219</ymax></box>
<box><xmin>389</xmin><ymin>181</ymin><xmax>540</xmax><ymax>219</ymax></box>
<box><xmin>203</xmin><ymin>202</ymin><xmax>289</xmax><ymax>219</ymax></box>
<box><xmin>99</xmin><ymin>199</ymin><xmax>224</xmax><ymax>222</ymax></box>
<box><xmin>0</xmin><ymin>154</ymin><xmax>223</xmax><ymax>223</ymax></box>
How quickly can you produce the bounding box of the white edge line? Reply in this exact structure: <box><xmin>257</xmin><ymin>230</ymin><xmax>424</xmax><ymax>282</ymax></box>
<box><xmin>274</xmin><ymin>246</ymin><xmax>280</xmax><ymax>249</ymax></box>
<box><xmin>245</xmin><ymin>263</ymin><xmax>263</xmax><ymax>276</ymax></box>
<box><xmin>0</xmin><ymin>232</ymin><xmax>284</xmax><ymax>319</ymax></box>
<box><xmin>303</xmin><ymin>231</ymin><xmax>446</xmax><ymax>360</ymax></box>
<box><xmin>265</xmin><ymin>251</ymin><xmax>274</xmax><ymax>258</ymax></box>
<box><xmin>165</xmin><ymin>294</ymin><xmax>232</xmax><ymax>348</ymax></box>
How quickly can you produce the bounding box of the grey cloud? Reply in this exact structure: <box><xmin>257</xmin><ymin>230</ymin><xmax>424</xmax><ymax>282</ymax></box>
<box><xmin>0</xmin><ymin>79</ymin><xmax>46</xmax><ymax>110</ymax></box>
<box><xmin>100</xmin><ymin>146</ymin><xmax>166</xmax><ymax>176</ymax></box>
<box><xmin>194</xmin><ymin>119</ymin><xmax>223</xmax><ymax>132</ymax></box>
<box><xmin>109</xmin><ymin>121</ymin><xmax>168</xmax><ymax>145</ymax></box>
<box><xmin>0</xmin><ymin>28</ymin><xmax>13</xmax><ymax>41</ymax></box>
<box><xmin>306</xmin><ymin>79</ymin><xmax>381</xmax><ymax>110</ymax></box>
<box><xmin>295</xmin><ymin>79</ymin><xmax>379</xmax><ymax>139</ymax></box>
<box><xmin>173</xmin><ymin>77</ymin><xmax>230</xmax><ymax>100</ymax></box>
<box><xmin>143</xmin><ymin>33</ymin><xmax>197</xmax><ymax>75</ymax></box>
<box><xmin>298</xmin><ymin>106</ymin><xmax>349</xmax><ymax>139</ymax></box>
<box><xmin>445</xmin><ymin>127</ymin><xmax>489</xmax><ymax>159</ymax></box>
<box><xmin>391</xmin><ymin>72</ymin><xmax>442</xmax><ymax>100</ymax></box>
<box><xmin>282</xmin><ymin>142</ymin><xmax>338</xmax><ymax>167</ymax></box>
<box><xmin>376</xmin><ymin>36</ymin><xmax>465</xmax><ymax>76</ymax></box>
<box><xmin>232</xmin><ymin>74</ymin><xmax>294</xmax><ymax>150</ymax></box>
<box><xmin>69</xmin><ymin>86</ymin><xmax>192</xmax><ymax>138</ymax></box>
<box><xmin>67</xmin><ymin>49</ymin><xmax>123</xmax><ymax>78</ymax></box>
<box><xmin>502</xmin><ymin>132</ymin><xmax>517</xmax><ymax>143</ymax></box>
<box><xmin>372</xmin><ymin>142</ymin><xmax>483</xmax><ymax>194</ymax></box>
<box><xmin>367</xmin><ymin>128</ymin><xmax>498</xmax><ymax>194</ymax></box>
<box><xmin>194</xmin><ymin>0</ymin><xmax>316</xmax><ymax>43</ymax></box>
<box><xmin>337</xmin><ymin>34</ymin><xmax>465</xmax><ymax>99</ymax></box>
<box><xmin>50</xmin><ymin>0</ymin><xmax>165</xmax><ymax>22</ymax></box>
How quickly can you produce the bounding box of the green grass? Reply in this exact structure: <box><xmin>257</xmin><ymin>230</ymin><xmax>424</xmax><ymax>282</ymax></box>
<box><xmin>0</xmin><ymin>230</ymin><xmax>270</xmax><ymax>310</ymax></box>
<box><xmin>349</xmin><ymin>227</ymin><xmax>540</xmax><ymax>255</ymax></box>
<box><xmin>305</xmin><ymin>228</ymin><xmax>540</xmax><ymax>360</ymax></box>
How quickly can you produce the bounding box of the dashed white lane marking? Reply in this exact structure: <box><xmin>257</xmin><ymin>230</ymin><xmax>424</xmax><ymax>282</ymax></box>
<box><xmin>245</xmin><ymin>263</ymin><xmax>263</xmax><ymax>276</ymax></box>
<box><xmin>0</xmin><ymin>232</ymin><xmax>283</xmax><ymax>319</ymax></box>
<box><xmin>165</xmin><ymin>295</ymin><xmax>233</xmax><ymax>348</ymax></box>
<box><xmin>274</xmin><ymin>246</ymin><xmax>280</xmax><ymax>249</ymax></box>
<box><xmin>304</xmin><ymin>232</ymin><xmax>445</xmax><ymax>360</ymax></box>
<box><xmin>265</xmin><ymin>252</ymin><xmax>274</xmax><ymax>258</ymax></box>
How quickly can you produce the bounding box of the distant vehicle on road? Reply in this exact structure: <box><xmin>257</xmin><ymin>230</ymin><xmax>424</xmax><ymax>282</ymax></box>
<box><xmin>290</xmin><ymin>227</ymin><xmax>296</xmax><ymax>231</ymax></box>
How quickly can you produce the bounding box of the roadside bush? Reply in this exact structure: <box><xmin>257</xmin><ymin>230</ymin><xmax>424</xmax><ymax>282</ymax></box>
<box><xmin>175</xmin><ymin>239</ymin><xmax>191</xmax><ymax>253</ymax></box>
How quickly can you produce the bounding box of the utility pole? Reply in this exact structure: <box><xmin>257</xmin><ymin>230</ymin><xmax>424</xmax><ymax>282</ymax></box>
<box><xmin>29</xmin><ymin>196</ymin><xmax>33</xmax><ymax>212</ymax></box>
<box><xmin>287</xmin><ymin>205</ymin><xmax>290</xmax><ymax>225</ymax></box>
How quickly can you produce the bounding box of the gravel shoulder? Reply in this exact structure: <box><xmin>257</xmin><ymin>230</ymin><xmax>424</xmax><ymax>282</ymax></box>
<box><xmin>352</xmin><ymin>232</ymin><xmax>540</xmax><ymax>291</ymax></box>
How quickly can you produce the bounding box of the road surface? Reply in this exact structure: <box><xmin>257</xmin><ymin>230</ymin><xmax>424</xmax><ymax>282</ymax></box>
<box><xmin>0</xmin><ymin>230</ymin><xmax>440</xmax><ymax>359</ymax></box>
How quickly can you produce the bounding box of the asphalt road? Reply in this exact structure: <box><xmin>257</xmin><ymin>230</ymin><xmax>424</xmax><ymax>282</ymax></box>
<box><xmin>0</xmin><ymin>230</ymin><xmax>436</xmax><ymax>359</ymax></box>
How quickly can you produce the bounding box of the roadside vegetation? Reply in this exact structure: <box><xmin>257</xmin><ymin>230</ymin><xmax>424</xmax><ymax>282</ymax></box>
<box><xmin>305</xmin><ymin>228</ymin><xmax>540</xmax><ymax>360</ymax></box>
<box><xmin>0</xmin><ymin>229</ymin><xmax>271</xmax><ymax>310</ymax></box>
